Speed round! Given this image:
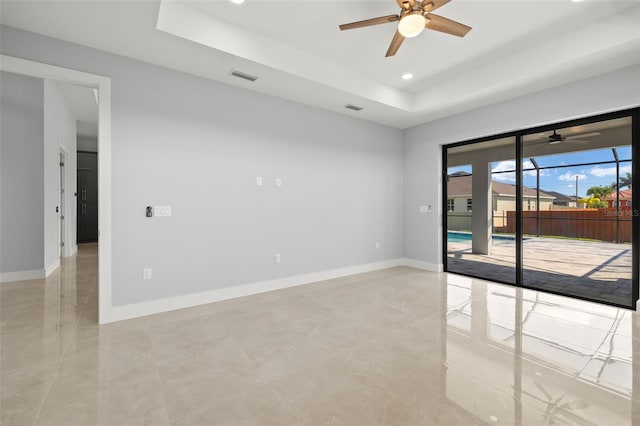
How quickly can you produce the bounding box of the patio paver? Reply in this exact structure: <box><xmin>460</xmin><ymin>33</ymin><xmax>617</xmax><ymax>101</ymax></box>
<box><xmin>447</xmin><ymin>236</ymin><xmax>633</xmax><ymax>306</ymax></box>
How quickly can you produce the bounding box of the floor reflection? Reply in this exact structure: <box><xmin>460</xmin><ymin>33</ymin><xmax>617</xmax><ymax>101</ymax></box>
<box><xmin>1</xmin><ymin>244</ymin><xmax>638</xmax><ymax>425</ymax></box>
<box><xmin>446</xmin><ymin>273</ymin><xmax>638</xmax><ymax>425</ymax></box>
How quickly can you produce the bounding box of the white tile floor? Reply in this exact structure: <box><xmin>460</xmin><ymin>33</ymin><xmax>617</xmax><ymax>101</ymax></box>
<box><xmin>1</xmin><ymin>244</ymin><xmax>639</xmax><ymax>425</ymax></box>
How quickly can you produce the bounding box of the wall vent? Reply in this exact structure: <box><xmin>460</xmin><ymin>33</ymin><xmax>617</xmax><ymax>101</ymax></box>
<box><xmin>229</xmin><ymin>69</ymin><xmax>258</xmax><ymax>82</ymax></box>
<box><xmin>345</xmin><ymin>104</ymin><xmax>363</xmax><ymax>111</ymax></box>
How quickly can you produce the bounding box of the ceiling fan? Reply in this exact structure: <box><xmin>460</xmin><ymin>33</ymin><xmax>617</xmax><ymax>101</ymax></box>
<box><xmin>338</xmin><ymin>0</ymin><xmax>471</xmax><ymax>57</ymax></box>
<box><xmin>526</xmin><ymin>130</ymin><xmax>601</xmax><ymax>154</ymax></box>
<box><xmin>545</xmin><ymin>130</ymin><xmax>601</xmax><ymax>145</ymax></box>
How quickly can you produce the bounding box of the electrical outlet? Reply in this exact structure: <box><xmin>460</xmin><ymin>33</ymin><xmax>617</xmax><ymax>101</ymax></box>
<box><xmin>275</xmin><ymin>178</ymin><xmax>282</xmax><ymax>187</ymax></box>
<box><xmin>375</xmin><ymin>242</ymin><xmax>380</xmax><ymax>249</ymax></box>
<box><xmin>256</xmin><ymin>176</ymin><xmax>263</xmax><ymax>186</ymax></box>
<box><xmin>275</xmin><ymin>253</ymin><xmax>281</xmax><ymax>264</ymax></box>
<box><xmin>143</xmin><ymin>268</ymin><xmax>152</xmax><ymax>280</ymax></box>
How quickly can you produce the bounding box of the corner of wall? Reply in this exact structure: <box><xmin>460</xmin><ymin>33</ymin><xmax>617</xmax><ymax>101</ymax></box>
<box><xmin>401</xmin><ymin>258</ymin><xmax>443</xmax><ymax>273</ymax></box>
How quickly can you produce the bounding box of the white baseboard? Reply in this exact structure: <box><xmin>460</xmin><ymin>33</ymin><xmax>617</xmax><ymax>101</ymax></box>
<box><xmin>0</xmin><ymin>269</ymin><xmax>45</xmax><ymax>283</ymax></box>
<box><xmin>62</xmin><ymin>245</ymin><xmax>78</xmax><ymax>258</ymax></box>
<box><xmin>45</xmin><ymin>259</ymin><xmax>60</xmax><ymax>277</ymax></box>
<box><xmin>401</xmin><ymin>258</ymin><xmax>443</xmax><ymax>272</ymax></box>
<box><xmin>104</xmin><ymin>258</ymin><xmax>403</xmax><ymax>324</ymax></box>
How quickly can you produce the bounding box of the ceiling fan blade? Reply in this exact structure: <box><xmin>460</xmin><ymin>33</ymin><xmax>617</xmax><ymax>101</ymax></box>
<box><xmin>422</xmin><ymin>0</ymin><xmax>452</xmax><ymax>13</ymax></box>
<box><xmin>565</xmin><ymin>139</ymin><xmax>591</xmax><ymax>144</ymax></box>
<box><xmin>549</xmin><ymin>139</ymin><xmax>591</xmax><ymax>145</ymax></box>
<box><xmin>385</xmin><ymin>31</ymin><xmax>405</xmax><ymax>57</ymax></box>
<box><xmin>426</xmin><ymin>14</ymin><xmax>472</xmax><ymax>37</ymax></box>
<box><xmin>565</xmin><ymin>132</ymin><xmax>601</xmax><ymax>140</ymax></box>
<box><xmin>339</xmin><ymin>15</ymin><xmax>400</xmax><ymax>31</ymax></box>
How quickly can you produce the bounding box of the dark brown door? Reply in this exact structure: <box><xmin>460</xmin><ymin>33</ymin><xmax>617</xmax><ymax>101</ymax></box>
<box><xmin>77</xmin><ymin>152</ymin><xmax>98</xmax><ymax>243</ymax></box>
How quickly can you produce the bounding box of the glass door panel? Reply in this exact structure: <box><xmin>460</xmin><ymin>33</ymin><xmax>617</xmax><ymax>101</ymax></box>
<box><xmin>521</xmin><ymin>117</ymin><xmax>633</xmax><ymax>306</ymax></box>
<box><xmin>446</xmin><ymin>137</ymin><xmax>517</xmax><ymax>284</ymax></box>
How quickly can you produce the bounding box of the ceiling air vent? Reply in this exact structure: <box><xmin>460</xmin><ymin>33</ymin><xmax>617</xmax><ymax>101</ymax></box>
<box><xmin>345</xmin><ymin>104</ymin><xmax>363</xmax><ymax>112</ymax></box>
<box><xmin>229</xmin><ymin>69</ymin><xmax>258</xmax><ymax>82</ymax></box>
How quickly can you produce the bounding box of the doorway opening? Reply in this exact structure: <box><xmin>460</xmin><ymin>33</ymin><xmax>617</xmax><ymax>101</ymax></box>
<box><xmin>0</xmin><ymin>54</ymin><xmax>112</xmax><ymax>323</ymax></box>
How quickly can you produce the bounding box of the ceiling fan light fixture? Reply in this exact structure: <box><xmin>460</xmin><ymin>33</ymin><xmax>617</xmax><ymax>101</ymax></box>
<box><xmin>398</xmin><ymin>11</ymin><xmax>426</xmax><ymax>38</ymax></box>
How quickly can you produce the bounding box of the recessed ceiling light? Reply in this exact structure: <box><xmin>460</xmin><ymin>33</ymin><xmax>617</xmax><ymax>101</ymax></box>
<box><xmin>230</xmin><ymin>0</ymin><xmax>245</xmax><ymax>4</ymax></box>
<box><xmin>229</xmin><ymin>69</ymin><xmax>258</xmax><ymax>82</ymax></box>
<box><xmin>345</xmin><ymin>104</ymin><xmax>363</xmax><ymax>111</ymax></box>
<box><xmin>571</xmin><ymin>0</ymin><xmax>584</xmax><ymax>2</ymax></box>
<box><xmin>402</xmin><ymin>73</ymin><xmax>413</xmax><ymax>80</ymax></box>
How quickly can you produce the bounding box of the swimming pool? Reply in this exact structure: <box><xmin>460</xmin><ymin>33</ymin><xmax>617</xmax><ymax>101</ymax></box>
<box><xmin>447</xmin><ymin>231</ymin><xmax>517</xmax><ymax>243</ymax></box>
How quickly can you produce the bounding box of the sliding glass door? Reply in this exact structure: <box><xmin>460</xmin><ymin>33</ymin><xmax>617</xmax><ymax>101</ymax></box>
<box><xmin>444</xmin><ymin>110</ymin><xmax>638</xmax><ymax>309</ymax></box>
<box><xmin>521</xmin><ymin>117</ymin><xmax>634</xmax><ymax>306</ymax></box>
<box><xmin>446</xmin><ymin>137</ymin><xmax>517</xmax><ymax>285</ymax></box>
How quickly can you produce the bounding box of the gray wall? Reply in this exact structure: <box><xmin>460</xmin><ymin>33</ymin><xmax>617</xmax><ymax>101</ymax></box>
<box><xmin>0</xmin><ymin>26</ymin><xmax>404</xmax><ymax>306</ymax></box>
<box><xmin>403</xmin><ymin>64</ymin><xmax>640</xmax><ymax>267</ymax></box>
<box><xmin>0</xmin><ymin>71</ymin><xmax>45</xmax><ymax>274</ymax></box>
<box><xmin>43</xmin><ymin>79</ymin><xmax>77</xmax><ymax>265</ymax></box>
<box><xmin>77</xmin><ymin>136</ymin><xmax>97</xmax><ymax>152</ymax></box>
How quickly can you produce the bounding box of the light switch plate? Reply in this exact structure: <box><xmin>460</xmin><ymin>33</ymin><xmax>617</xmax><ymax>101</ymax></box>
<box><xmin>154</xmin><ymin>206</ymin><xmax>172</xmax><ymax>217</ymax></box>
<box><xmin>143</xmin><ymin>268</ymin><xmax>152</xmax><ymax>280</ymax></box>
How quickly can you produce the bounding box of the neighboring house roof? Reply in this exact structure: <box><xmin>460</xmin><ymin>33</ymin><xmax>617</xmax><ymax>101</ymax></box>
<box><xmin>447</xmin><ymin>174</ymin><xmax>556</xmax><ymax>199</ymax></box>
<box><xmin>604</xmin><ymin>189</ymin><xmax>632</xmax><ymax>200</ymax></box>
<box><xmin>543</xmin><ymin>191</ymin><xmax>576</xmax><ymax>203</ymax></box>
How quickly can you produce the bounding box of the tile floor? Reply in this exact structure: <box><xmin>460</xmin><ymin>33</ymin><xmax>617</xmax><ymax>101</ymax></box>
<box><xmin>1</xmin><ymin>244</ymin><xmax>639</xmax><ymax>425</ymax></box>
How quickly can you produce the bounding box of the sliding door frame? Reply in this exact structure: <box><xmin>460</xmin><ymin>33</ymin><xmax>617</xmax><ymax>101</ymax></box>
<box><xmin>442</xmin><ymin>107</ymin><xmax>640</xmax><ymax>310</ymax></box>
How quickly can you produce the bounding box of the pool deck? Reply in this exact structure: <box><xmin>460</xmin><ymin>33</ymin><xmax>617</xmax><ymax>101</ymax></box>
<box><xmin>447</xmin><ymin>236</ymin><xmax>633</xmax><ymax>306</ymax></box>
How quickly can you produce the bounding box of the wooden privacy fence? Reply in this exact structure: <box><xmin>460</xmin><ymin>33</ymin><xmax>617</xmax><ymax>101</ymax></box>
<box><xmin>498</xmin><ymin>208</ymin><xmax>634</xmax><ymax>243</ymax></box>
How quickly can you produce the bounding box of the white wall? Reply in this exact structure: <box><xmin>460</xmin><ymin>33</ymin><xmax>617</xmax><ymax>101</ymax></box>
<box><xmin>404</xmin><ymin>64</ymin><xmax>640</xmax><ymax>267</ymax></box>
<box><xmin>0</xmin><ymin>25</ymin><xmax>404</xmax><ymax>307</ymax></box>
<box><xmin>0</xmin><ymin>71</ymin><xmax>45</xmax><ymax>277</ymax></box>
<box><xmin>43</xmin><ymin>79</ymin><xmax>77</xmax><ymax>264</ymax></box>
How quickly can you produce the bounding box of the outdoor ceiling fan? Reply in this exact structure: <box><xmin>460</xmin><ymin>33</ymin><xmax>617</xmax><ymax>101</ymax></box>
<box><xmin>338</xmin><ymin>0</ymin><xmax>471</xmax><ymax>57</ymax></box>
<box><xmin>526</xmin><ymin>130</ymin><xmax>601</xmax><ymax>154</ymax></box>
<box><xmin>545</xmin><ymin>130</ymin><xmax>601</xmax><ymax>145</ymax></box>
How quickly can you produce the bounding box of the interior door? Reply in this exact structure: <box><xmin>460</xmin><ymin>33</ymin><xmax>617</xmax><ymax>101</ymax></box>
<box><xmin>77</xmin><ymin>152</ymin><xmax>98</xmax><ymax>243</ymax></box>
<box><xmin>59</xmin><ymin>151</ymin><xmax>65</xmax><ymax>256</ymax></box>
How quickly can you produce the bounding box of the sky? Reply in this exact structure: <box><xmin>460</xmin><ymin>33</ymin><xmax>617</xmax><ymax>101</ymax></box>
<box><xmin>448</xmin><ymin>146</ymin><xmax>632</xmax><ymax>198</ymax></box>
